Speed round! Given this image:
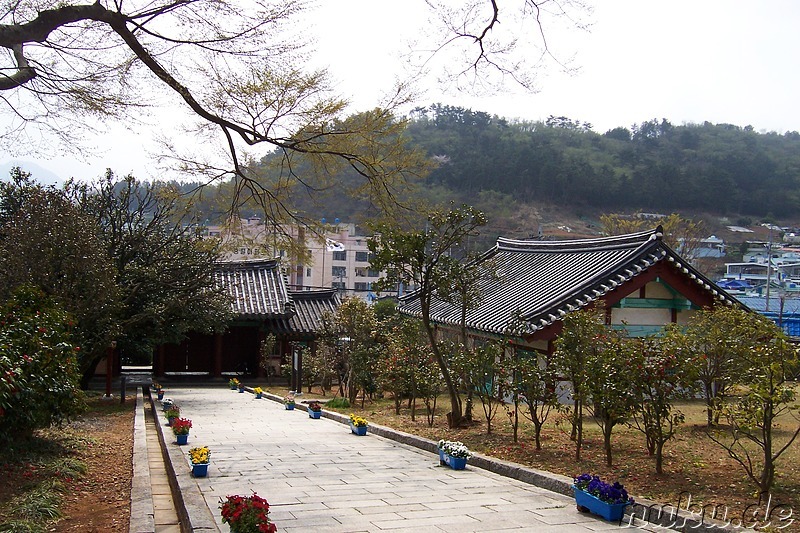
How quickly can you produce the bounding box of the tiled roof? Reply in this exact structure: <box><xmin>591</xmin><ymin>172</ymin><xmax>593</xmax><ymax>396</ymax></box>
<box><xmin>214</xmin><ymin>259</ymin><xmax>292</xmax><ymax>320</ymax></box>
<box><xmin>272</xmin><ymin>289</ymin><xmax>341</xmax><ymax>335</ymax></box>
<box><xmin>738</xmin><ymin>296</ymin><xmax>800</xmax><ymax>337</ymax></box>
<box><xmin>738</xmin><ymin>296</ymin><xmax>800</xmax><ymax>314</ymax></box>
<box><xmin>399</xmin><ymin>227</ymin><xmax>738</xmax><ymax>335</ymax></box>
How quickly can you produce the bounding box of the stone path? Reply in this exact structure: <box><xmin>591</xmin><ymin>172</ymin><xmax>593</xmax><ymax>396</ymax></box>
<box><xmin>152</xmin><ymin>386</ymin><xmax>661</xmax><ymax>532</ymax></box>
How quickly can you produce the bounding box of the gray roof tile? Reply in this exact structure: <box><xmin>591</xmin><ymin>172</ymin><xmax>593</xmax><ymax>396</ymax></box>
<box><xmin>399</xmin><ymin>227</ymin><xmax>737</xmax><ymax>335</ymax></box>
<box><xmin>214</xmin><ymin>259</ymin><xmax>292</xmax><ymax>319</ymax></box>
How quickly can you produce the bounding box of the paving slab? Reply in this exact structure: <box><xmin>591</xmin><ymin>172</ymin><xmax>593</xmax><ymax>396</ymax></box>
<box><xmin>154</xmin><ymin>386</ymin><xmax>662</xmax><ymax>533</ymax></box>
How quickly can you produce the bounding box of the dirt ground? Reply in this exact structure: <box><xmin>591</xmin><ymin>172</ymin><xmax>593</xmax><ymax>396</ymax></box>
<box><xmin>0</xmin><ymin>395</ymin><xmax>134</xmax><ymax>532</ymax></box>
<box><xmin>54</xmin><ymin>396</ymin><xmax>134</xmax><ymax>532</ymax></box>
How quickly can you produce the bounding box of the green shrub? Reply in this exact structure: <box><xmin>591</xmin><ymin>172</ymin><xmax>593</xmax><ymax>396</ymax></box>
<box><xmin>7</xmin><ymin>480</ymin><xmax>64</xmax><ymax>521</ymax></box>
<box><xmin>324</xmin><ymin>397</ymin><xmax>350</xmax><ymax>408</ymax></box>
<box><xmin>0</xmin><ymin>519</ymin><xmax>47</xmax><ymax>533</ymax></box>
<box><xmin>0</xmin><ymin>286</ymin><xmax>85</xmax><ymax>447</ymax></box>
<box><xmin>47</xmin><ymin>457</ymin><xmax>87</xmax><ymax>479</ymax></box>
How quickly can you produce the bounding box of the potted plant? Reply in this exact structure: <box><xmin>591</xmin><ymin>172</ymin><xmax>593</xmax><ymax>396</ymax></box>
<box><xmin>253</xmin><ymin>386</ymin><xmax>263</xmax><ymax>399</ymax></box>
<box><xmin>308</xmin><ymin>401</ymin><xmax>322</xmax><ymax>419</ymax></box>
<box><xmin>229</xmin><ymin>378</ymin><xmax>239</xmax><ymax>390</ymax></box>
<box><xmin>219</xmin><ymin>492</ymin><xmax>277</xmax><ymax>533</ymax></box>
<box><xmin>189</xmin><ymin>446</ymin><xmax>211</xmax><ymax>477</ymax></box>
<box><xmin>572</xmin><ymin>473</ymin><xmax>634</xmax><ymax>522</ymax></box>
<box><xmin>171</xmin><ymin>417</ymin><xmax>192</xmax><ymax>445</ymax></box>
<box><xmin>164</xmin><ymin>405</ymin><xmax>180</xmax><ymax>426</ymax></box>
<box><xmin>349</xmin><ymin>414</ymin><xmax>368</xmax><ymax>436</ymax></box>
<box><xmin>284</xmin><ymin>394</ymin><xmax>295</xmax><ymax>410</ymax></box>
<box><xmin>153</xmin><ymin>382</ymin><xmax>164</xmax><ymax>401</ymax></box>
<box><xmin>238</xmin><ymin>381</ymin><xmax>246</xmax><ymax>393</ymax></box>
<box><xmin>437</xmin><ymin>440</ymin><xmax>472</xmax><ymax>470</ymax></box>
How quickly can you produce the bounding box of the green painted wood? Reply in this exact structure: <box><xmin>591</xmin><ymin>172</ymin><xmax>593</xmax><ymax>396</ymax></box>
<box><xmin>613</xmin><ymin>297</ymin><xmax>693</xmax><ymax>310</ymax></box>
<box><xmin>610</xmin><ymin>324</ymin><xmax>667</xmax><ymax>337</ymax></box>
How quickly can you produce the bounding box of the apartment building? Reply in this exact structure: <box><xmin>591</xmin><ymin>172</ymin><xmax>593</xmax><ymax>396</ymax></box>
<box><xmin>204</xmin><ymin>218</ymin><xmax>387</xmax><ymax>301</ymax></box>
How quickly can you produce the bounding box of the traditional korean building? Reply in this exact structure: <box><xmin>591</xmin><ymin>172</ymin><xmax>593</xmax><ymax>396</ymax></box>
<box><xmin>398</xmin><ymin>226</ymin><xmax>742</xmax><ymax>354</ymax></box>
<box><xmin>154</xmin><ymin>259</ymin><xmax>340</xmax><ymax>386</ymax></box>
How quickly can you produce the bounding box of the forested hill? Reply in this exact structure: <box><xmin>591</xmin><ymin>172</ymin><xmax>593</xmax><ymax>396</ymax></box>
<box><xmin>407</xmin><ymin>104</ymin><xmax>800</xmax><ymax>218</ymax></box>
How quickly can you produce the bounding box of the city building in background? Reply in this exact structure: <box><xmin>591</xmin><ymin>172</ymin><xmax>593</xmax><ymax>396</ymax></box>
<box><xmin>202</xmin><ymin>218</ymin><xmax>390</xmax><ymax>301</ymax></box>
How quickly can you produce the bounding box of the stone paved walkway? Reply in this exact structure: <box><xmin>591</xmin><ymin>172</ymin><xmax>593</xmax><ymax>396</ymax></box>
<box><xmin>155</xmin><ymin>386</ymin><xmax>660</xmax><ymax>532</ymax></box>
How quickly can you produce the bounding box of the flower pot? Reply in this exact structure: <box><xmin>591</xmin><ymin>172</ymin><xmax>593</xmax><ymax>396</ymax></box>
<box><xmin>285</xmin><ymin>404</ymin><xmax>295</xmax><ymax>410</ymax></box>
<box><xmin>238</xmin><ymin>387</ymin><xmax>245</xmax><ymax>393</ymax></box>
<box><xmin>438</xmin><ymin>449</ymin><xmax>446</xmax><ymax>465</ymax></box>
<box><xmin>444</xmin><ymin>453</ymin><xmax>467</xmax><ymax>470</ymax></box>
<box><xmin>157</xmin><ymin>390</ymin><xmax>164</xmax><ymax>401</ymax></box>
<box><xmin>308</xmin><ymin>410</ymin><xmax>321</xmax><ymax>419</ymax></box>
<box><xmin>191</xmin><ymin>463</ymin><xmax>209</xmax><ymax>478</ymax></box>
<box><xmin>176</xmin><ymin>434</ymin><xmax>188</xmax><ymax>445</ymax></box>
<box><xmin>255</xmin><ymin>393</ymin><xmax>262</xmax><ymax>399</ymax></box>
<box><xmin>167</xmin><ymin>416</ymin><xmax>176</xmax><ymax>426</ymax></box>
<box><xmin>572</xmin><ymin>486</ymin><xmax>630</xmax><ymax>522</ymax></box>
<box><xmin>350</xmin><ymin>423</ymin><xmax>367</xmax><ymax>436</ymax></box>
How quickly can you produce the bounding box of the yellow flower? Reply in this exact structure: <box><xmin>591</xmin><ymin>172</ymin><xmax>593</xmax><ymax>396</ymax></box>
<box><xmin>349</xmin><ymin>414</ymin><xmax>368</xmax><ymax>427</ymax></box>
<box><xmin>189</xmin><ymin>446</ymin><xmax>210</xmax><ymax>464</ymax></box>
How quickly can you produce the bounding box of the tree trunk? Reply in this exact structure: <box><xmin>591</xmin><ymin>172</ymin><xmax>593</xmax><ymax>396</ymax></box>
<box><xmin>760</xmin><ymin>406</ymin><xmax>775</xmax><ymax>496</ymax></box>
<box><xmin>534</xmin><ymin>421</ymin><xmax>542</xmax><ymax>450</ymax></box>
<box><xmin>655</xmin><ymin>440</ymin><xmax>664</xmax><ymax>474</ymax></box>
<box><xmin>571</xmin><ymin>398</ymin><xmax>579</xmax><ymax>440</ymax></box>
<box><xmin>574</xmin><ymin>400</ymin><xmax>583</xmax><ymax>461</ymax></box>
<box><xmin>512</xmin><ymin>399</ymin><xmax>519</xmax><ymax>443</ymax></box>
<box><xmin>422</xmin><ymin>309</ymin><xmax>462</xmax><ymax>428</ymax></box>
<box><xmin>603</xmin><ymin>421</ymin><xmax>613</xmax><ymax>467</ymax></box>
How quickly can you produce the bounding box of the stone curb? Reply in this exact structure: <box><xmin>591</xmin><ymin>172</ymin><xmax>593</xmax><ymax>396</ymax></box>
<box><xmin>149</xmin><ymin>390</ymin><xmax>220</xmax><ymax>532</ymax></box>
<box><xmin>128</xmin><ymin>387</ymin><xmax>155</xmax><ymax>533</ymax></box>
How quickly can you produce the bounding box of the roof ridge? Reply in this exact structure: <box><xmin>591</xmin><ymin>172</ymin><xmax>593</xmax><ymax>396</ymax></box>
<box><xmin>215</xmin><ymin>258</ymin><xmax>281</xmax><ymax>270</ymax></box>
<box><xmin>496</xmin><ymin>226</ymin><xmax>661</xmax><ymax>252</ymax></box>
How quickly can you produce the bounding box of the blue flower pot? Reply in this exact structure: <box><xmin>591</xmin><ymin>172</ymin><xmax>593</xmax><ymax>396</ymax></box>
<box><xmin>157</xmin><ymin>391</ymin><xmax>164</xmax><ymax>400</ymax></box>
<box><xmin>192</xmin><ymin>463</ymin><xmax>209</xmax><ymax>478</ymax></box>
<box><xmin>255</xmin><ymin>393</ymin><xmax>262</xmax><ymax>399</ymax></box>
<box><xmin>308</xmin><ymin>410</ymin><xmax>321</xmax><ymax>419</ymax></box>
<box><xmin>573</xmin><ymin>486</ymin><xmax>629</xmax><ymax>522</ymax></box>
<box><xmin>438</xmin><ymin>449</ymin><xmax>446</xmax><ymax>465</ymax></box>
<box><xmin>239</xmin><ymin>388</ymin><xmax>245</xmax><ymax>393</ymax></box>
<box><xmin>285</xmin><ymin>404</ymin><xmax>295</xmax><ymax>410</ymax></box>
<box><xmin>176</xmin><ymin>434</ymin><xmax>188</xmax><ymax>445</ymax></box>
<box><xmin>350</xmin><ymin>423</ymin><xmax>367</xmax><ymax>436</ymax></box>
<box><xmin>444</xmin><ymin>453</ymin><xmax>467</xmax><ymax>470</ymax></box>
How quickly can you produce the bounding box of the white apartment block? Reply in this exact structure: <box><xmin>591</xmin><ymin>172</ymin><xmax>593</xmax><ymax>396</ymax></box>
<box><xmin>204</xmin><ymin>218</ymin><xmax>389</xmax><ymax>301</ymax></box>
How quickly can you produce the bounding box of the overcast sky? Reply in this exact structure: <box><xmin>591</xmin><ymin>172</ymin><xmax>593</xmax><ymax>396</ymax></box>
<box><xmin>3</xmin><ymin>0</ymin><xmax>800</xmax><ymax>183</ymax></box>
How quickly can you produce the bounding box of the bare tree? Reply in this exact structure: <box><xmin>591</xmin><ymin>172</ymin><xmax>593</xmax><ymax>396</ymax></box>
<box><xmin>2</xmin><ymin>0</ymin><xmax>588</xmax><ymax>223</ymax></box>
